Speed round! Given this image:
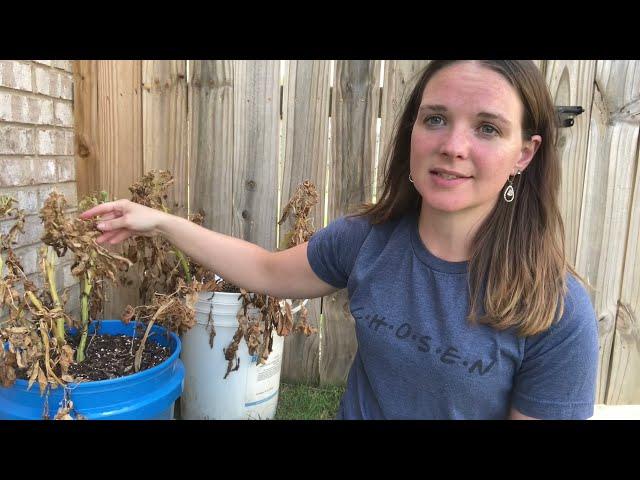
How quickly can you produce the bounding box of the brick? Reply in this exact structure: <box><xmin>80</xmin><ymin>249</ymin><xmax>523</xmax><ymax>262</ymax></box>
<box><xmin>34</xmin><ymin>67</ymin><xmax>72</xmax><ymax>99</ymax></box>
<box><xmin>65</xmin><ymin>130</ymin><xmax>74</xmax><ymax>155</ymax></box>
<box><xmin>52</xmin><ymin>247</ymin><xmax>75</xmax><ymax>268</ymax></box>
<box><xmin>68</xmin><ymin>307</ymin><xmax>80</xmax><ymax>319</ymax></box>
<box><xmin>24</xmin><ymin>215</ymin><xmax>45</xmax><ymax>244</ymax></box>
<box><xmin>34</xmin><ymin>67</ymin><xmax>57</xmax><ymax>97</ymax></box>
<box><xmin>0</xmin><ymin>186</ymin><xmax>39</xmax><ymax>214</ymax></box>
<box><xmin>8</xmin><ymin>281</ymin><xmax>25</xmax><ymax>298</ymax></box>
<box><xmin>54</xmin><ymin>101</ymin><xmax>73</xmax><ymax>127</ymax></box>
<box><xmin>68</xmin><ymin>307</ymin><xmax>80</xmax><ymax>320</ymax></box>
<box><xmin>61</xmin><ymin>73</ymin><xmax>73</xmax><ymax>101</ymax></box>
<box><xmin>0</xmin><ymin>92</ymin><xmax>8</xmax><ymax>120</ymax></box>
<box><xmin>37</xmin><ymin>185</ymin><xmax>57</xmax><ymax>211</ymax></box>
<box><xmin>17</xmin><ymin>187</ymin><xmax>40</xmax><ymax>213</ymax></box>
<box><xmin>37</xmin><ymin>129</ymin><xmax>74</xmax><ymax>155</ymax></box>
<box><xmin>56</xmin><ymin>157</ymin><xmax>75</xmax><ymax>182</ymax></box>
<box><xmin>0</xmin><ymin>92</ymin><xmax>54</xmax><ymax>125</ymax></box>
<box><xmin>39</xmin><ymin>182</ymin><xmax>77</xmax><ymax>209</ymax></box>
<box><xmin>64</xmin><ymin>283</ymin><xmax>81</xmax><ymax>313</ymax></box>
<box><xmin>0</xmin><ymin>157</ymin><xmax>33</xmax><ymax>187</ymax></box>
<box><xmin>0</xmin><ymin>157</ymin><xmax>57</xmax><ymax>188</ymax></box>
<box><xmin>53</xmin><ymin>264</ymin><xmax>64</xmax><ymax>293</ymax></box>
<box><xmin>58</xmin><ymin>250</ymin><xmax>74</xmax><ymax>267</ymax></box>
<box><xmin>0</xmin><ymin>125</ymin><xmax>35</xmax><ymax>154</ymax></box>
<box><xmin>0</xmin><ymin>61</ymin><xmax>32</xmax><ymax>91</ymax></box>
<box><xmin>31</xmin><ymin>157</ymin><xmax>58</xmax><ymax>184</ymax></box>
<box><xmin>37</xmin><ymin>129</ymin><xmax>57</xmax><ymax>155</ymax></box>
<box><xmin>52</xmin><ymin>61</ymin><xmax>73</xmax><ymax>73</ymax></box>
<box><xmin>0</xmin><ymin>214</ymin><xmax>44</xmax><ymax>246</ymax></box>
<box><xmin>63</xmin><ymin>263</ymin><xmax>78</xmax><ymax>288</ymax></box>
<box><xmin>14</xmin><ymin>244</ymin><xmax>38</xmax><ymax>275</ymax></box>
<box><xmin>55</xmin><ymin>182</ymin><xmax>78</xmax><ymax>207</ymax></box>
<box><xmin>26</xmin><ymin>273</ymin><xmax>44</xmax><ymax>291</ymax></box>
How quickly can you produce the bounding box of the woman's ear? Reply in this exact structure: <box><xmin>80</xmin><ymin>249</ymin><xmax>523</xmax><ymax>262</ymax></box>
<box><xmin>515</xmin><ymin>134</ymin><xmax>542</xmax><ymax>173</ymax></box>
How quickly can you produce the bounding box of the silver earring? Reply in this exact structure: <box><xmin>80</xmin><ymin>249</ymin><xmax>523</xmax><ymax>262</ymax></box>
<box><xmin>409</xmin><ymin>173</ymin><xmax>415</xmax><ymax>183</ymax></box>
<box><xmin>503</xmin><ymin>170</ymin><xmax>520</xmax><ymax>203</ymax></box>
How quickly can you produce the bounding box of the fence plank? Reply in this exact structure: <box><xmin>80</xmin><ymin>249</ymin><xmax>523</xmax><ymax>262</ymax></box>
<box><xmin>95</xmin><ymin>61</ymin><xmax>143</xmax><ymax>319</ymax></box>
<box><xmin>592</xmin><ymin>60</ymin><xmax>640</xmax><ymax>404</ymax></box>
<box><xmin>280</xmin><ymin>60</ymin><xmax>331</xmax><ymax>384</ymax></box>
<box><xmin>142</xmin><ymin>61</ymin><xmax>189</xmax><ymax>215</ymax></box>
<box><xmin>533</xmin><ymin>60</ymin><xmax>545</xmax><ymax>74</ymax></box>
<box><xmin>545</xmin><ymin>61</ymin><xmax>597</xmax><ymax>265</ymax></box>
<box><xmin>575</xmin><ymin>61</ymin><xmax>640</xmax><ymax>402</ymax></box>
<box><xmin>606</xmin><ymin>146</ymin><xmax>640</xmax><ymax>403</ymax></box>
<box><xmin>73</xmin><ymin>60</ymin><xmax>98</xmax><ymax>200</ymax></box>
<box><xmin>321</xmin><ymin>60</ymin><xmax>380</xmax><ymax>386</ymax></box>
<box><xmin>189</xmin><ymin>61</ymin><xmax>235</xmax><ymax>235</ymax></box>
<box><xmin>378</xmin><ymin>60</ymin><xmax>430</xmax><ymax>192</ymax></box>
<box><xmin>230</xmin><ymin>61</ymin><xmax>280</xmax><ymax>250</ymax></box>
<box><xmin>96</xmin><ymin>61</ymin><xmax>143</xmax><ymax>201</ymax></box>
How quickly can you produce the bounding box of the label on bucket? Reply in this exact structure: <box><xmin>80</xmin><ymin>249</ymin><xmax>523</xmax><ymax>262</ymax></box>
<box><xmin>245</xmin><ymin>342</ymin><xmax>282</xmax><ymax>408</ymax></box>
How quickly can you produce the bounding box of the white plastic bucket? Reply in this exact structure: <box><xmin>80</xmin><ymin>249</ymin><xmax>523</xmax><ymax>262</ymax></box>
<box><xmin>180</xmin><ymin>291</ymin><xmax>306</xmax><ymax>420</ymax></box>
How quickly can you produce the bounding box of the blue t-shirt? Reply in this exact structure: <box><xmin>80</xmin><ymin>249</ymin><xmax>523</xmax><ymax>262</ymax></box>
<box><xmin>307</xmin><ymin>213</ymin><xmax>599</xmax><ymax>420</ymax></box>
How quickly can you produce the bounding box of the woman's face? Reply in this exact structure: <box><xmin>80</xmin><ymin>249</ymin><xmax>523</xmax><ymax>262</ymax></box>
<box><xmin>410</xmin><ymin>62</ymin><xmax>541</xmax><ymax>216</ymax></box>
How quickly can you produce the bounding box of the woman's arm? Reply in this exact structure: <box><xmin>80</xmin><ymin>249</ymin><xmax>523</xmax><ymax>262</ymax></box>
<box><xmin>82</xmin><ymin>199</ymin><xmax>338</xmax><ymax>300</ymax></box>
<box><xmin>508</xmin><ymin>407</ymin><xmax>538</xmax><ymax>420</ymax></box>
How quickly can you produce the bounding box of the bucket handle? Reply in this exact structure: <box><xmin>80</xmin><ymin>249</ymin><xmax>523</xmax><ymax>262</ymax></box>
<box><xmin>214</xmin><ymin>275</ymin><xmax>309</xmax><ymax>314</ymax></box>
<box><xmin>279</xmin><ymin>298</ymin><xmax>309</xmax><ymax>315</ymax></box>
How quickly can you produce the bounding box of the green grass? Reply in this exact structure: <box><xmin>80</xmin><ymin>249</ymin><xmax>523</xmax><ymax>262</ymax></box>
<box><xmin>275</xmin><ymin>382</ymin><xmax>345</xmax><ymax>420</ymax></box>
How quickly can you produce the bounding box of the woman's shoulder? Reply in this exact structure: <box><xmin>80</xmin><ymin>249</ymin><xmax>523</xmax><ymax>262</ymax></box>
<box><xmin>563</xmin><ymin>273</ymin><xmax>596</xmax><ymax>322</ymax></box>
<box><xmin>325</xmin><ymin>212</ymin><xmax>407</xmax><ymax>237</ymax></box>
<box><xmin>545</xmin><ymin>272</ymin><xmax>598</xmax><ymax>339</ymax></box>
<box><xmin>321</xmin><ymin>213</ymin><xmax>373</xmax><ymax>237</ymax></box>
<box><xmin>524</xmin><ymin>272</ymin><xmax>598</xmax><ymax>353</ymax></box>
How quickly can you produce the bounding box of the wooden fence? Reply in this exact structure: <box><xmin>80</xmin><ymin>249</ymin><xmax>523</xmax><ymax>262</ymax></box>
<box><xmin>72</xmin><ymin>60</ymin><xmax>640</xmax><ymax>404</ymax></box>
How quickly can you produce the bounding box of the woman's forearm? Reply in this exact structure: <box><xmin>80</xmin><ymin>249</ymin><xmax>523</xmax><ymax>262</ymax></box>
<box><xmin>157</xmin><ymin>213</ymin><xmax>272</xmax><ymax>294</ymax></box>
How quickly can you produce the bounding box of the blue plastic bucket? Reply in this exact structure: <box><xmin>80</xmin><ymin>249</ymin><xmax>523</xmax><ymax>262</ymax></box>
<box><xmin>0</xmin><ymin>320</ymin><xmax>184</xmax><ymax>420</ymax></box>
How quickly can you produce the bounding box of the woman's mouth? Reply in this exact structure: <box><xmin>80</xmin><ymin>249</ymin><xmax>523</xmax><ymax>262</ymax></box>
<box><xmin>429</xmin><ymin>170</ymin><xmax>472</xmax><ymax>186</ymax></box>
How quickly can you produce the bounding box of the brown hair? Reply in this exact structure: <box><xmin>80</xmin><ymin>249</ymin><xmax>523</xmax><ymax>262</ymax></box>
<box><xmin>357</xmin><ymin>60</ymin><xmax>582</xmax><ymax>336</ymax></box>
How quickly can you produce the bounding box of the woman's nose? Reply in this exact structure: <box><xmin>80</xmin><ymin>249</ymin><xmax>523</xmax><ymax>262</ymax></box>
<box><xmin>438</xmin><ymin>125</ymin><xmax>470</xmax><ymax>159</ymax></box>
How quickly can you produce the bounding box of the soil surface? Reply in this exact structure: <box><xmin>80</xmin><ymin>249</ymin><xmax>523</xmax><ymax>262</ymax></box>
<box><xmin>16</xmin><ymin>326</ymin><xmax>172</xmax><ymax>382</ymax></box>
<box><xmin>67</xmin><ymin>331</ymin><xmax>171</xmax><ymax>382</ymax></box>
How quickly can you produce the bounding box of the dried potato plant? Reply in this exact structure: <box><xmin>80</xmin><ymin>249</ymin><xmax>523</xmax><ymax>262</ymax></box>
<box><xmin>116</xmin><ymin>171</ymin><xmax>203</xmax><ymax>356</ymax></box>
<box><xmin>0</xmin><ymin>197</ymin><xmax>27</xmax><ymax>323</ymax></box>
<box><xmin>221</xmin><ymin>181</ymin><xmax>320</xmax><ymax>374</ymax></box>
<box><xmin>0</xmin><ymin>196</ymin><xmax>34</xmax><ymax>389</ymax></box>
<box><xmin>122</xmin><ymin>278</ymin><xmax>200</xmax><ymax>372</ymax></box>
<box><xmin>0</xmin><ymin>197</ymin><xmax>73</xmax><ymax>396</ymax></box>
<box><xmin>119</xmin><ymin>172</ymin><xmax>320</xmax><ymax>378</ymax></box>
<box><xmin>0</xmin><ymin>191</ymin><xmax>173</xmax><ymax>420</ymax></box>
<box><xmin>40</xmin><ymin>191</ymin><xmax>132</xmax><ymax>362</ymax></box>
<box><xmin>278</xmin><ymin>180</ymin><xmax>319</xmax><ymax>249</ymax></box>
<box><xmin>276</xmin><ymin>180</ymin><xmax>319</xmax><ymax>335</ymax></box>
<box><xmin>121</xmin><ymin>170</ymin><xmax>192</xmax><ymax>304</ymax></box>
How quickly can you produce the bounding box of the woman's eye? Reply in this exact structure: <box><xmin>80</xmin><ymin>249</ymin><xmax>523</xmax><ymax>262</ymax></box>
<box><xmin>479</xmin><ymin>124</ymin><xmax>499</xmax><ymax>136</ymax></box>
<box><xmin>425</xmin><ymin>115</ymin><xmax>445</xmax><ymax>126</ymax></box>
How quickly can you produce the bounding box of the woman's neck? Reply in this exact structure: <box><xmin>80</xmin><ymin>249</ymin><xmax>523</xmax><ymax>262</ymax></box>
<box><xmin>417</xmin><ymin>201</ymin><xmax>496</xmax><ymax>262</ymax></box>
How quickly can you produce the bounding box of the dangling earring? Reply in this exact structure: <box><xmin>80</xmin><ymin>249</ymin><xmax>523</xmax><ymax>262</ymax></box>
<box><xmin>409</xmin><ymin>173</ymin><xmax>415</xmax><ymax>184</ymax></box>
<box><xmin>503</xmin><ymin>170</ymin><xmax>520</xmax><ymax>203</ymax></box>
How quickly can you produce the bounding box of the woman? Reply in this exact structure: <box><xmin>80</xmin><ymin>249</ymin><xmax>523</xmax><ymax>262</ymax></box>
<box><xmin>82</xmin><ymin>60</ymin><xmax>599</xmax><ymax>420</ymax></box>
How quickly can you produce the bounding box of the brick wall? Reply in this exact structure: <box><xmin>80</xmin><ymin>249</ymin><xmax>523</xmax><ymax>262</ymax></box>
<box><xmin>0</xmin><ymin>60</ymin><xmax>79</xmax><ymax>317</ymax></box>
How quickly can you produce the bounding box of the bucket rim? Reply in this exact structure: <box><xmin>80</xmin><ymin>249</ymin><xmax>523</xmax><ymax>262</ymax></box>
<box><xmin>197</xmin><ymin>290</ymin><xmax>243</xmax><ymax>300</ymax></box>
<box><xmin>196</xmin><ymin>292</ymin><xmax>309</xmax><ymax>314</ymax></box>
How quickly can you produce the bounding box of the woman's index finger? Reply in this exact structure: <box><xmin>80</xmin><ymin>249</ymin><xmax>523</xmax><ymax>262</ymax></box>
<box><xmin>79</xmin><ymin>201</ymin><xmax>121</xmax><ymax>219</ymax></box>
